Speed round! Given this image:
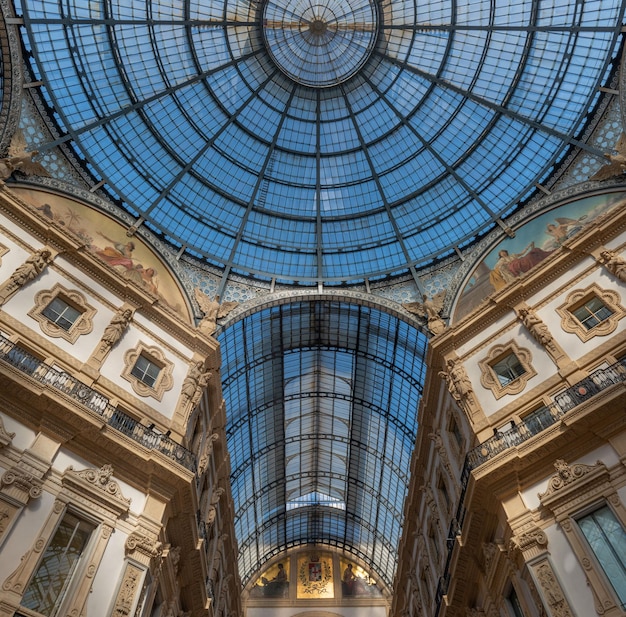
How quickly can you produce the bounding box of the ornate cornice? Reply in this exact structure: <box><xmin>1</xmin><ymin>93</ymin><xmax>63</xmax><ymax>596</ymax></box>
<box><xmin>540</xmin><ymin>459</ymin><xmax>605</xmax><ymax>499</ymax></box>
<box><xmin>0</xmin><ymin>466</ymin><xmax>42</xmax><ymax>501</ymax></box>
<box><xmin>62</xmin><ymin>464</ymin><xmax>131</xmax><ymax>518</ymax></box>
<box><xmin>125</xmin><ymin>531</ymin><xmax>163</xmax><ymax>561</ymax></box>
<box><xmin>0</xmin><ymin>0</ymin><xmax>25</xmax><ymax>152</ymax></box>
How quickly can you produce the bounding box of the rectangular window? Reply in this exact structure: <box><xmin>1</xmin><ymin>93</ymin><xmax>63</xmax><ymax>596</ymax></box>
<box><xmin>131</xmin><ymin>355</ymin><xmax>161</xmax><ymax>388</ymax></box>
<box><xmin>42</xmin><ymin>297</ymin><xmax>81</xmax><ymax>331</ymax></box>
<box><xmin>492</xmin><ymin>353</ymin><xmax>526</xmax><ymax>386</ymax></box>
<box><xmin>578</xmin><ymin>506</ymin><xmax>626</xmax><ymax>609</ymax></box>
<box><xmin>21</xmin><ymin>511</ymin><xmax>95</xmax><ymax>616</ymax></box>
<box><xmin>572</xmin><ymin>297</ymin><xmax>613</xmax><ymax>330</ymax></box>
<box><xmin>438</xmin><ymin>476</ymin><xmax>450</xmax><ymax>511</ymax></box>
<box><xmin>507</xmin><ymin>587</ymin><xmax>525</xmax><ymax>617</ymax></box>
<box><xmin>449</xmin><ymin>415</ymin><xmax>463</xmax><ymax>448</ymax></box>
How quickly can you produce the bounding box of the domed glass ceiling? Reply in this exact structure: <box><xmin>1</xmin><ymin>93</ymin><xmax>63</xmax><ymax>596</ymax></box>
<box><xmin>18</xmin><ymin>0</ymin><xmax>625</xmax><ymax>285</ymax></box>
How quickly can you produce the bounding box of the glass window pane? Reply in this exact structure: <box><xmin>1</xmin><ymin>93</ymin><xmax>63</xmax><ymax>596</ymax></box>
<box><xmin>42</xmin><ymin>297</ymin><xmax>81</xmax><ymax>331</ymax></box>
<box><xmin>492</xmin><ymin>353</ymin><xmax>525</xmax><ymax>386</ymax></box>
<box><xmin>572</xmin><ymin>297</ymin><xmax>613</xmax><ymax>330</ymax></box>
<box><xmin>21</xmin><ymin>512</ymin><xmax>95</xmax><ymax>615</ymax></box>
<box><xmin>131</xmin><ymin>355</ymin><xmax>160</xmax><ymax>387</ymax></box>
<box><xmin>578</xmin><ymin>506</ymin><xmax>626</xmax><ymax>608</ymax></box>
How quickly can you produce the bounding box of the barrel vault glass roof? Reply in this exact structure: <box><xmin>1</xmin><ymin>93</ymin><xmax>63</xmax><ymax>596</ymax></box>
<box><xmin>17</xmin><ymin>0</ymin><xmax>625</xmax><ymax>285</ymax></box>
<box><xmin>218</xmin><ymin>302</ymin><xmax>428</xmax><ymax>586</ymax></box>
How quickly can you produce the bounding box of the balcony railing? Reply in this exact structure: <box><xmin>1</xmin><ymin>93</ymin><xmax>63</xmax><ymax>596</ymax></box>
<box><xmin>434</xmin><ymin>357</ymin><xmax>626</xmax><ymax>616</ymax></box>
<box><xmin>467</xmin><ymin>358</ymin><xmax>626</xmax><ymax>470</ymax></box>
<box><xmin>0</xmin><ymin>334</ymin><xmax>196</xmax><ymax>471</ymax></box>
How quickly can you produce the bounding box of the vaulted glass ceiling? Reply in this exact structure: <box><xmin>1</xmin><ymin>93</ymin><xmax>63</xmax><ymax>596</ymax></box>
<box><xmin>218</xmin><ymin>302</ymin><xmax>428</xmax><ymax>586</ymax></box>
<box><xmin>15</xmin><ymin>0</ymin><xmax>626</xmax><ymax>596</ymax></box>
<box><xmin>17</xmin><ymin>0</ymin><xmax>625</xmax><ymax>285</ymax></box>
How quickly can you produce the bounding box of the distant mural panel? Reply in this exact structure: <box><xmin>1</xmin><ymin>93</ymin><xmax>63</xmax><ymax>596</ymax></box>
<box><xmin>12</xmin><ymin>187</ymin><xmax>190</xmax><ymax>318</ymax></box>
<box><xmin>453</xmin><ymin>191</ymin><xmax>626</xmax><ymax>322</ymax></box>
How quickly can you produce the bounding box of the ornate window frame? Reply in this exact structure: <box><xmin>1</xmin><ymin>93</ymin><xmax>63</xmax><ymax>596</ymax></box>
<box><xmin>556</xmin><ymin>283</ymin><xmax>624</xmax><ymax>342</ymax></box>
<box><xmin>28</xmin><ymin>284</ymin><xmax>96</xmax><ymax>344</ymax></box>
<box><xmin>479</xmin><ymin>342</ymin><xmax>536</xmax><ymax>399</ymax></box>
<box><xmin>2</xmin><ymin>465</ymin><xmax>130</xmax><ymax>617</ymax></box>
<box><xmin>539</xmin><ymin>459</ymin><xmax>626</xmax><ymax>616</ymax></box>
<box><xmin>122</xmin><ymin>343</ymin><xmax>174</xmax><ymax>401</ymax></box>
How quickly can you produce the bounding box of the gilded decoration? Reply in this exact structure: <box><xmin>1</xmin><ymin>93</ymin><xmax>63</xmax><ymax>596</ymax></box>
<box><xmin>121</xmin><ymin>343</ymin><xmax>174</xmax><ymax>401</ymax></box>
<box><xmin>296</xmin><ymin>553</ymin><xmax>334</xmax><ymax>599</ymax></box>
<box><xmin>479</xmin><ymin>341</ymin><xmax>536</xmax><ymax>399</ymax></box>
<box><xmin>28</xmin><ymin>283</ymin><xmax>97</xmax><ymax>344</ymax></box>
<box><xmin>556</xmin><ymin>284</ymin><xmax>625</xmax><ymax>342</ymax></box>
<box><xmin>249</xmin><ymin>562</ymin><xmax>290</xmax><ymax>599</ymax></box>
<box><xmin>339</xmin><ymin>559</ymin><xmax>382</xmax><ymax>598</ymax></box>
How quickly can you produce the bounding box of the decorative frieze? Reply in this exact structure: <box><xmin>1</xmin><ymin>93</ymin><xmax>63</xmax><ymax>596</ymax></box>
<box><xmin>111</xmin><ymin>562</ymin><xmax>144</xmax><ymax>617</ymax></box>
<box><xmin>532</xmin><ymin>561</ymin><xmax>574</xmax><ymax>617</ymax></box>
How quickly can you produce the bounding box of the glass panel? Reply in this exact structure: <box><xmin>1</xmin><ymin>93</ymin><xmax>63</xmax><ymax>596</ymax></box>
<box><xmin>21</xmin><ymin>512</ymin><xmax>95</xmax><ymax>615</ymax></box>
<box><xmin>492</xmin><ymin>353</ymin><xmax>526</xmax><ymax>386</ymax></box>
<box><xmin>42</xmin><ymin>297</ymin><xmax>81</xmax><ymax>331</ymax></box>
<box><xmin>578</xmin><ymin>506</ymin><xmax>626</xmax><ymax>608</ymax></box>
<box><xmin>131</xmin><ymin>355</ymin><xmax>160</xmax><ymax>387</ymax></box>
<box><xmin>573</xmin><ymin>297</ymin><xmax>614</xmax><ymax>330</ymax></box>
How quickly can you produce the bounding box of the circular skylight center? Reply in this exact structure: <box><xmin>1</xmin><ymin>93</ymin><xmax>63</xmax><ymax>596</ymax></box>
<box><xmin>262</xmin><ymin>0</ymin><xmax>379</xmax><ymax>87</ymax></box>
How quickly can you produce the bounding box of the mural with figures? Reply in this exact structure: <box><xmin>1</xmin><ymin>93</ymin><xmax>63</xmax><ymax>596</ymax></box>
<box><xmin>453</xmin><ymin>191</ymin><xmax>626</xmax><ymax>322</ymax></box>
<box><xmin>12</xmin><ymin>187</ymin><xmax>190</xmax><ymax>318</ymax></box>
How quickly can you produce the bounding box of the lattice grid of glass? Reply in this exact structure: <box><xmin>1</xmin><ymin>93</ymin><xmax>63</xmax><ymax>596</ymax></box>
<box><xmin>219</xmin><ymin>301</ymin><xmax>428</xmax><ymax>586</ymax></box>
<box><xmin>17</xmin><ymin>0</ymin><xmax>626</xmax><ymax>284</ymax></box>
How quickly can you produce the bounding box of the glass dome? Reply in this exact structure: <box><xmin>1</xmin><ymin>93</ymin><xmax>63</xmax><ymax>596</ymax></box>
<box><xmin>18</xmin><ymin>0</ymin><xmax>625</xmax><ymax>285</ymax></box>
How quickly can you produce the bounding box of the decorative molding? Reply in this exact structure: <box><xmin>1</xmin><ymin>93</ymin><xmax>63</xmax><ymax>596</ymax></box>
<box><xmin>482</xmin><ymin>542</ymin><xmax>499</xmax><ymax>575</ymax></box>
<box><xmin>479</xmin><ymin>341</ymin><xmax>536</xmax><ymax>399</ymax></box>
<box><xmin>428</xmin><ymin>429</ymin><xmax>455</xmax><ymax>480</ymax></box>
<box><xmin>0</xmin><ymin>247</ymin><xmax>53</xmax><ymax>305</ymax></box>
<box><xmin>597</xmin><ymin>247</ymin><xmax>626</xmax><ymax>282</ymax></box>
<box><xmin>62</xmin><ymin>464</ymin><xmax>131</xmax><ymax>520</ymax></box>
<box><xmin>556</xmin><ymin>283</ymin><xmax>624</xmax><ymax>342</ymax></box>
<box><xmin>438</xmin><ymin>355</ymin><xmax>482</xmax><ymax>418</ymax></box>
<box><xmin>515</xmin><ymin>303</ymin><xmax>569</xmax><ymax>365</ymax></box>
<box><xmin>111</xmin><ymin>562</ymin><xmax>144</xmax><ymax>617</ymax></box>
<box><xmin>532</xmin><ymin>561</ymin><xmax>574</xmax><ymax>617</ymax></box>
<box><xmin>0</xmin><ymin>465</ymin><xmax>43</xmax><ymax>505</ymax></box>
<box><xmin>98</xmin><ymin>306</ymin><xmax>134</xmax><ymax>354</ymax></box>
<box><xmin>514</xmin><ymin>526</ymin><xmax>549</xmax><ymax>552</ymax></box>
<box><xmin>198</xmin><ymin>433</ymin><xmax>219</xmax><ymax>476</ymax></box>
<box><xmin>179</xmin><ymin>360</ymin><xmax>212</xmax><ymax>412</ymax></box>
<box><xmin>125</xmin><ymin>531</ymin><xmax>163</xmax><ymax>564</ymax></box>
<box><xmin>540</xmin><ymin>459</ymin><xmax>604</xmax><ymax>499</ymax></box>
<box><xmin>121</xmin><ymin>342</ymin><xmax>174</xmax><ymax>401</ymax></box>
<box><xmin>0</xmin><ymin>415</ymin><xmax>15</xmax><ymax>449</ymax></box>
<box><xmin>28</xmin><ymin>283</ymin><xmax>96</xmax><ymax>343</ymax></box>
